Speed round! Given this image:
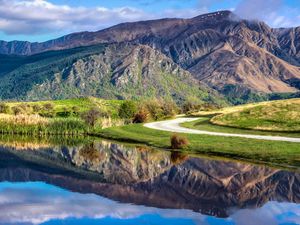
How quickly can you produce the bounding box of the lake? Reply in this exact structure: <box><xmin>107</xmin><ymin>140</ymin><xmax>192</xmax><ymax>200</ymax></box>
<box><xmin>0</xmin><ymin>136</ymin><xmax>299</xmax><ymax>225</ymax></box>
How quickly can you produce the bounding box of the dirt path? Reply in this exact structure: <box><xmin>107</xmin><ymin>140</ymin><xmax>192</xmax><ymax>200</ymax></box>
<box><xmin>144</xmin><ymin>118</ymin><xmax>300</xmax><ymax>143</ymax></box>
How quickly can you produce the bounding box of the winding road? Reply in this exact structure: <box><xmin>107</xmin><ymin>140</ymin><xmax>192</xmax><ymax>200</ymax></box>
<box><xmin>144</xmin><ymin>117</ymin><xmax>300</xmax><ymax>143</ymax></box>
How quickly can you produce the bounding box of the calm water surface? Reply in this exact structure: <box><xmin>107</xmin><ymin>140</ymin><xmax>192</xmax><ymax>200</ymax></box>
<box><xmin>0</xmin><ymin>136</ymin><xmax>299</xmax><ymax>225</ymax></box>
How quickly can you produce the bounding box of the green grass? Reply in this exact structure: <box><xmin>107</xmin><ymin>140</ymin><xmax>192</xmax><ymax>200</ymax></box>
<box><xmin>211</xmin><ymin>98</ymin><xmax>300</xmax><ymax>132</ymax></box>
<box><xmin>182</xmin><ymin>117</ymin><xmax>300</xmax><ymax>138</ymax></box>
<box><xmin>5</xmin><ymin>97</ymin><xmax>124</xmax><ymax>118</ymax></box>
<box><xmin>0</xmin><ymin>117</ymin><xmax>89</xmax><ymax>135</ymax></box>
<box><xmin>0</xmin><ymin>97</ymin><xmax>125</xmax><ymax>135</ymax></box>
<box><xmin>98</xmin><ymin>123</ymin><xmax>300</xmax><ymax>168</ymax></box>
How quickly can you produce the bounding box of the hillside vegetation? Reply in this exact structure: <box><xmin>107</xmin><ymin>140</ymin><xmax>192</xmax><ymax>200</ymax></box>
<box><xmin>0</xmin><ymin>97</ymin><xmax>125</xmax><ymax>135</ymax></box>
<box><xmin>210</xmin><ymin>98</ymin><xmax>300</xmax><ymax>132</ymax></box>
<box><xmin>0</xmin><ymin>97</ymin><xmax>185</xmax><ymax>135</ymax></box>
<box><xmin>1</xmin><ymin>11</ymin><xmax>300</xmax><ymax>104</ymax></box>
<box><xmin>0</xmin><ymin>43</ymin><xmax>225</xmax><ymax>106</ymax></box>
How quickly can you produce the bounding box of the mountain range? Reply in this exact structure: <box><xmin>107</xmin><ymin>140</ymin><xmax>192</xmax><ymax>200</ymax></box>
<box><xmin>0</xmin><ymin>10</ymin><xmax>299</xmax><ymax>104</ymax></box>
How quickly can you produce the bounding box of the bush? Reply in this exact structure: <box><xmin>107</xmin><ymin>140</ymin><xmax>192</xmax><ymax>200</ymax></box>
<box><xmin>32</xmin><ymin>104</ymin><xmax>42</xmax><ymax>113</ymax></box>
<box><xmin>133</xmin><ymin>109</ymin><xmax>149</xmax><ymax>123</ymax></box>
<box><xmin>57</xmin><ymin>107</ymin><xmax>72</xmax><ymax>117</ymax></box>
<box><xmin>72</xmin><ymin>106</ymin><xmax>80</xmax><ymax>116</ymax></box>
<box><xmin>11</xmin><ymin>106</ymin><xmax>24</xmax><ymax>115</ymax></box>
<box><xmin>43</xmin><ymin>103</ymin><xmax>54</xmax><ymax>111</ymax></box>
<box><xmin>162</xmin><ymin>100</ymin><xmax>179</xmax><ymax>118</ymax></box>
<box><xmin>182</xmin><ymin>101</ymin><xmax>201</xmax><ymax>114</ymax></box>
<box><xmin>39</xmin><ymin>111</ymin><xmax>56</xmax><ymax>118</ymax></box>
<box><xmin>142</xmin><ymin>99</ymin><xmax>164</xmax><ymax>120</ymax></box>
<box><xmin>182</xmin><ymin>100</ymin><xmax>219</xmax><ymax>114</ymax></box>
<box><xmin>170</xmin><ymin>134</ymin><xmax>189</xmax><ymax>149</ymax></box>
<box><xmin>118</xmin><ymin>101</ymin><xmax>137</xmax><ymax>119</ymax></box>
<box><xmin>81</xmin><ymin>108</ymin><xmax>101</xmax><ymax>127</ymax></box>
<box><xmin>0</xmin><ymin>103</ymin><xmax>10</xmax><ymax>114</ymax></box>
<box><xmin>139</xmin><ymin>99</ymin><xmax>178</xmax><ymax>121</ymax></box>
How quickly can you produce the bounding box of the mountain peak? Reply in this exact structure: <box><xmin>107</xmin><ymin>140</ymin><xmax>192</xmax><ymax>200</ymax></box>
<box><xmin>191</xmin><ymin>10</ymin><xmax>237</xmax><ymax>22</ymax></box>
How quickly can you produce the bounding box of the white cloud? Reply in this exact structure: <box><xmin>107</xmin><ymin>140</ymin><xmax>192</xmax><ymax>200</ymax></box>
<box><xmin>0</xmin><ymin>182</ymin><xmax>299</xmax><ymax>225</ymax></box>
<box><xmin>0</xmin><ymin>0</ymin><xmax>204</xmax><ymax>36</ymax></box>
<box><xmin>234</xmin><ymin>0</ymin><xmax>300</xmax><ymax>28</ymax></box>
<box><xmin>0</xmin><ymin>183</ymin><xmax>205</xmax><ymax>225</ymax></box>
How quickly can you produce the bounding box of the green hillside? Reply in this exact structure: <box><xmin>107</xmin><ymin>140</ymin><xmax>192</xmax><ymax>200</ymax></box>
<box><xmin>0</xmin><ymin>43</ymin><xmax>226</xmax><ymax>106</ymax></box>
<box><xmin>211</xmin><ymin>98</ymin><xmax>300</xmax><ymax>132</ymax></box>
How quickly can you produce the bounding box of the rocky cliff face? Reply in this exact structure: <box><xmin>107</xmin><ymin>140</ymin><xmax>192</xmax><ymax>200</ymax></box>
<box><xmin>0</xmin><ymin>10</ymin><xmax>300</xmax><ymax>100</ymax></box>
<box><xmin>0</xmin><ymin>42</ymin><xmax>221</xmax><ymax>103</ymax></box>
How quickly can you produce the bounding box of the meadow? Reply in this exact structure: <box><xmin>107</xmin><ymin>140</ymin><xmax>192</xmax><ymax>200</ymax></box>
<box><xmin>0</xmin><ymin>97</ymin><xmax>125</xmax><ymax>135</ymax></box>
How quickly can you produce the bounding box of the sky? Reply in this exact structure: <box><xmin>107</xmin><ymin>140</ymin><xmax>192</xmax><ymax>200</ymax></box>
<box><xmin>0</xmin><ymin>0</ymin><xmax>299</xmax><ymax>42</ymax></box>
<box><xmin>0</xmin><ymin>182</ymin><xmax>299</xmax><ymax>225</ymax></box>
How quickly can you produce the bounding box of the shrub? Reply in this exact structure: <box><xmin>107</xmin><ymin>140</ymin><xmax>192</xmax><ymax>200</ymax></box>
<box><xmin>142</xmin><ymin>99</ymin><xmax>164</xmax><ymax>120</ymax></box>
<box><xmin>81</xmin><ymin>108</ymin><xmax>101</xmax><ymax>127</ymax></box>
<box><xmin>57</xmin><ymin>107</ymin><xmax>72</xmax><ymax>117</ymax></box>
<box><xmin>162</xmin><ymin>100</ymin><xmax>179</xmax><ymax>118</ymax></box>
<box><xmin>43</xmin><ymin>103</ymin><xmax>54</xmax><ymax>111</ymax></box>
<box><xmin>170</xmin><ymin>134</ymin><xmax>189</xmax><ymax>149</ymax></box>
<box><xmin>133</xmin><ymin>109</ymin><xmax>149</xmax><ymax>123</ymax></box>
<box><xmin>32</xmin><ymin>104</ymin><xmax>42</xmax><ymax>113</ymax></box>
<box><xmin>182</xmin><ymin>101</ymin><xmax>201</xmax><ymax>114</ymax></box>
<box><xmin>182</xmin><ymin>101</ymin><xmax>219</xmax><ymax>114</ymax></box>
<box><xmin>72</xmin><ymin>106</ymin><xmax>80</xmax><ymax>116</ymax></box>
<box><xmin>11</xmin><ymin>106</ymin><xmax>24</xmax><ymax>115</ymax></box>
<box><xmin>118</xmin><ymin>101</ymin><xmax>137</xmax><ymax>119</ymax></box>
<box><xmin>39</xmin><ymin>111</ymin><xmax>56</xmax><ymax>118</ymax></box>
<box><xmin>0</xmin><ymin>103</ymin><xmax>10</xmax><ymax>114</ymax></box>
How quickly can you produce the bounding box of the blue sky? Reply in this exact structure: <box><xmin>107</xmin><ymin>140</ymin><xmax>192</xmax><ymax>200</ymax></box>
<box><xmin>0</xmin><ymin>0</ymin><xmax>299</xmax><ymax>42</ymax></box>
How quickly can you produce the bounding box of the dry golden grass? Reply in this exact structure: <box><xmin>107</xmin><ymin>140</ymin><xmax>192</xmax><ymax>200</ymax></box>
<box><xmin>99</xmin><ymin>117</ymin><xmax>125</xmax><ymax>129</ymax></box>
<box><xmin>0</xmin><ymin>114</ymin><xmax>49</xmax><ymax>125</ymax></box>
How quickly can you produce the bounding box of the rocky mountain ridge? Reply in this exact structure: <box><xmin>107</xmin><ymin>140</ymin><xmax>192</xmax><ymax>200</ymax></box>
<box><xmin>0</xmin><ymin>10</ymin><xmax>299</xmax><ymax>102</ymax></box>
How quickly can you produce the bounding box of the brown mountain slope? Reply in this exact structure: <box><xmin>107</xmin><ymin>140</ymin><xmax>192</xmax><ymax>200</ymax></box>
<box><xmin>0</xmin><ymin>10</ymin><xmax>300</xmax><ymax>101</ymax></box>
<box><xmin>21</xmin><ymin>43</ymin><xmax>221</xmax><ymax>103</ymax></box>
<box><xmin>189</xmin><ymin>38</ymin><xmax>300</xmax><ymax>93</ymax></box>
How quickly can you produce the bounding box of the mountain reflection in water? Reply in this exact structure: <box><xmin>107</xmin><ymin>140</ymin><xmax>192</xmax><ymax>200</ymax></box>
<box><xmin>0</xmin><ymin>137</ymin><xmax>299</xmax><ymax>225</ymax></box>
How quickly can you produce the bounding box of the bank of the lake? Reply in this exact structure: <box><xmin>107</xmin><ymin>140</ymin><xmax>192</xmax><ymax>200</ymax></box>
<box><xmin>99</xmin><ymin>123</ymin><xmax>300</xmax><ymax>168</ymax></box>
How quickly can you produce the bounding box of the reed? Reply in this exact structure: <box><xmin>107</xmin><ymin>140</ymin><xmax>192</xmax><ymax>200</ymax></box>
<box><xmin>0</xmin><ymin>114</ymin><xmax>88</xmax><ymax>135</ymax></box>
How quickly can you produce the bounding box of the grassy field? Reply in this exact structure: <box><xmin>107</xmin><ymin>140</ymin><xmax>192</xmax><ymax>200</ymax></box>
<box><xmin>210</xmin><ymin>98</ymin><xmax>300</xmax><ymax>132</ymax></box>
<box><xmin>4</xmin><ymin>97</ymin><xmax>123</xmax><ymax>118</ymax></box>
<box><xmin>181</xmin><ymin>117</ymin><xmax>300</xmax><ymax>138</ymax></box>
<box><xmin>0</xmin><ymin>97</ymin><xmax>125</xmax><ymax>135</ymax></box>
<box><xmin>99</xmin><ymin>123</ymin><xmax>300</xmax><ymax>168</ymax></box>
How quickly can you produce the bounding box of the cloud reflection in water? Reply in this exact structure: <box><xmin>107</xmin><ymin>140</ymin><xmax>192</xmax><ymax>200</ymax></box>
<box><xmin>0</xmin><ymin>182</ymin><xmax>299</xmax><ymax>225</ymax></box>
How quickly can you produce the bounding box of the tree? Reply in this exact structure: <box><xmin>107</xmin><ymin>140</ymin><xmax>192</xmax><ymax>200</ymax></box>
<box><xmin>81</xmin><ymin>108</ymin><xmax>101</xmax><ymax>127</ymax></box>
<box><xmin>118</xmin><ymin>101</ymin><xmax>137</xmax><ymax>119</ymax></box>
